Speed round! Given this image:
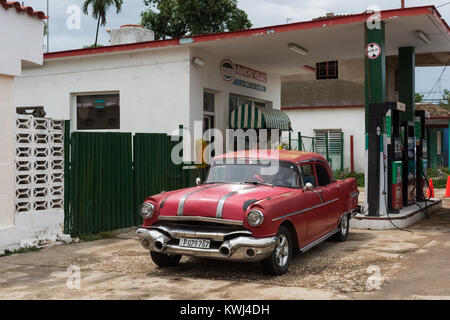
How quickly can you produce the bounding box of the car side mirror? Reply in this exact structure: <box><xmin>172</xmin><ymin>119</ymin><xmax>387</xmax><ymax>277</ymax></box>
<box><xmin>195</xmin><ymin>177</ymin><xmax>202</xmax><ymax>185</ymax></box>
<box><xmin>303</xmin><ymin>182</ymin><xmax>314</xmax><ymax>192</ymax></box>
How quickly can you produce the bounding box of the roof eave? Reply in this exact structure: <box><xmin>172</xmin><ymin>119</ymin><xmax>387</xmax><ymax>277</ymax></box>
<box><xmin>43</xmin><ymin>5</ymin><xmax>449</xmax><ymax>61</ymax></box>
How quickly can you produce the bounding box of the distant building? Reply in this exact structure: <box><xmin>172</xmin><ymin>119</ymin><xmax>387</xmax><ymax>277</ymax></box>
<box><xmin>416</xmin><ymin>103</ymin><xmax>450</xmax><ymax>169</ymax></box>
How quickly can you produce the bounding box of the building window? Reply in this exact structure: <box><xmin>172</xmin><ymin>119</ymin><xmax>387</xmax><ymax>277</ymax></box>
<box><xmin>316</xmin><ymin>61</ymin><xmax>338</xmax><ymax>80</ymax></box>
<box><xmin>203</xmin><ymin>91</ymin><xmax>215</xmax><ymax>138</ymax></box>
<box><xmin>76</xmin><ymin>94</ymin><xmax>120</xmax><ymax>130</ymax></box>
<box><xmin>229</xmin><ymin>94</ymin><xmax>267</xmax><ymax>114</ymax></box>
<box><xmin>254</xmin><ymin>101</ymin><xmax>266</xmax><ymax>108</ymax></box>
<box><xmin>314</xmin><ymin>129</ymin><xmax>343</xmax><ymax>170</ymax></box>
<box><xmin>203</xmin><ymin>92</ymin><xmax>215</xmax><ymax>113</ymax></box>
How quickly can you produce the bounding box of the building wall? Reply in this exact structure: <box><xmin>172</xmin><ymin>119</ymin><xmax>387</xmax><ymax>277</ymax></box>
<box><xmin>285</xmin><ymin>107</ymin><xmax>366</xmax><ymax>172</ymax></box>
<box><xmin>16</xmin><ymin>46</ymin><xmax>282</xmax><ymax>140</ymax></box>
<box><xmin>281</xmin><ymin>58</ymin><xmax>366</xmax><ymax>172</ymax></box>
<box><xmin>0</xmin><ymin>75</ymin><xmax>16</xmax><ymax>229</ymax></box>
<box><xmin>0</xmin><ymin>8</ymin><xmax>43</xmax><ymax>76</ymax></box>
<box><xmin>189</xmin><ymin>47</ymin><xmax>281</xmax><ymax>129</ymax></box>
<box><xmin>15</xmin><ymin>47</ymin><xmax>192</xmax><ymax>135</ymax></box>
<box><xmin>386</xmin><ymin>56</ymin><xmax>399</xmax><ymax>102</ymax></box>
<box><xmin>0</xmin><ymin>8</ymin><xmax>46</xmax><ymax>252</ymax></box>
<box><xmin>188</xmin><ymin>47</ymin><xmax>281</xmax><ymax>155</ymax></box>
<box><xmin>281</xmin><ymin>58</ymin><xmax>365</xmax><ymax>108</ymax></box>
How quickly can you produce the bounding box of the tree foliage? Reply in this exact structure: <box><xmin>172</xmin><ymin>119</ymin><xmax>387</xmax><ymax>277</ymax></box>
<box><xmin>440</xmin><ymin>89</ymin><xmax>450</xmax><ymax>110</ymax></box>
<box><xmin>141</xmin><ymin>0</ymin><xmax>252</xmax><ymax>40</ymax></box>
<box><xmin>83</xmin><ymin>0</ymin><xmax>123</xmax><ymax>46</ymax></box>
<box><xmin>415</xmin><ymin>93</ymin><xmax>424</xmax><ymax>103</ymax></box>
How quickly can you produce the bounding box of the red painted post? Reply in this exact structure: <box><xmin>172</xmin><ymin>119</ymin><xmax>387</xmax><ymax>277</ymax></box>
<box><xmin>350</xmin><ymin>135</ymin><xmax>354</xmax><ymax>173</ymax></box>
<box><xmin>401</xmin><ymin>0</ymin><xmax>405</xmax><ymax>9</ymax></box>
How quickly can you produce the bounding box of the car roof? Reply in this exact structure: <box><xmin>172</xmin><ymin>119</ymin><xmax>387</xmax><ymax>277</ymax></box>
<box><xmin>213</xmin><ymin>150</ymin><xmax>327</xmax><ymax>164</ymax></box>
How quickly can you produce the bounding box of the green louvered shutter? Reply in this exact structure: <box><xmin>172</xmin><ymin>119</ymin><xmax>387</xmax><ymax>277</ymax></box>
<box><xmin>314</xmin><ymin>130</ymin><xmax>343</xmax><ymax>171</ymax></box>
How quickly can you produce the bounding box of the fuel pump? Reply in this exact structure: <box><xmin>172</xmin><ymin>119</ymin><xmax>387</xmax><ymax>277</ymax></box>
<box><xmin>367</xmin><ymin>101</ymin><xmax>405</xmax><ymax>216</ymax></box>
<box><xmin>415</xmin><ymin>110</ymin><xmax>430</xmax><ymax>201</ymax></box>
<box><xmin>402</xmin><ymin>121</ymin><xmax>416</xmax><ymax>206</ymax></box>
<box><xmin>386</xmin><ymin>107</ymin><xmax>404</xmax><ymax>213</ymax></box>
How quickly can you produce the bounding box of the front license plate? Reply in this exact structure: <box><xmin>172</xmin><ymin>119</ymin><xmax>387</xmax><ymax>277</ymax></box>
<box><xmin>179</xmin><ymin>238</ymin><xmax>210</xmax><ymax>249</ymax></box>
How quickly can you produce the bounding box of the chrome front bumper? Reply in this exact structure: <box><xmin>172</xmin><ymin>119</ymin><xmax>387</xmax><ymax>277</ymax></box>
<box><xmin>136</xmin><ymin>226</ymin><xmax>277</xmax><ymax>262</ymax></box>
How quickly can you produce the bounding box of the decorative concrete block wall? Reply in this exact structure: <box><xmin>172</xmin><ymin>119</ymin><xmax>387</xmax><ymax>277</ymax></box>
<box><xmin>15</xmin><ymin>115</ymin><xmax>64</xmax><ymax>214</ymax></box>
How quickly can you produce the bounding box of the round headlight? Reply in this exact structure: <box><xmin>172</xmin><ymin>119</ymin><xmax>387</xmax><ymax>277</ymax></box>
<box><xmin>247</xmin><ymin>209</ymin><xmax>264</xmax><ymax>227</ymax></box>
<box><xmin>140</xmin><ymin>202</ymin><xmax>155</xmax><ymax>219</ymax></box>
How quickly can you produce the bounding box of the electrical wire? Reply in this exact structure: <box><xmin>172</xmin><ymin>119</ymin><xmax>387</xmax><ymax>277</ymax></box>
<box><xmin>437</xmin><ymin>2</ymin><xmax>450</xmax><ymax>8</ymax></box>
<box><xmin>424</xmin><ymin>64</ymin><xmax>448</xmax><ymax>102</ymax></box>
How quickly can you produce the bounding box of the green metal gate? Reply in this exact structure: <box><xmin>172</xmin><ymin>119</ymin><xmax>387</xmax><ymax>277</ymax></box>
<box><xmin>65</xmin><ymin>132</ymin><xmax>137</xmax><ymax>236</ymax></box>
<box><xmin>65</xmin><ymin>130</ymin><xmax>205</xmax><ymax>236</ymax></box>
<box><xmin>133</xmin><ymin>133</ymin><xmax>184</xmax><ymax>211</ymax></box>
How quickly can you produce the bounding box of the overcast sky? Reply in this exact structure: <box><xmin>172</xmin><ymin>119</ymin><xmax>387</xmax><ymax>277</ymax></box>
<box><xmin>22</xmin><ymin>0</ymin><xmax>450</xmax><ymax>98</ymax></box>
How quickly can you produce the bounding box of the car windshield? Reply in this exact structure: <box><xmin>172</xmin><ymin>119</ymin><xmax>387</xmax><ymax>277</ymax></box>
<box><xmin>206</xmin><ymin>159</ymin><xmax>300</xmax><ymax>188</ymax></box>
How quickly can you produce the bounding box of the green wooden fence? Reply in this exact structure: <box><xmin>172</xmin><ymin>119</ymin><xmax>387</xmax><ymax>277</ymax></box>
<box><xmin>64</xmin><ymin>130</ymin><xmax>205</xmax><ymax>236</ymax></box>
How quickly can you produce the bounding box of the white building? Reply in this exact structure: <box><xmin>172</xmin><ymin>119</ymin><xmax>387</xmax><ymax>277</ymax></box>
<box><xmin>0</xmin><ymin>1</ymin><xmax>50</xmax><ymax>253</ymax></box>
<box><xmin>16</xmin><ymin>25</ymin><xmax>282</xmax><ymax>140</ymax></box>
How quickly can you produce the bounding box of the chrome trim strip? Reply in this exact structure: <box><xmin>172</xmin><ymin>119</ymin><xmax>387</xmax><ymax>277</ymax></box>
<box><xmin>149</xmin><ymin>224</ymin><xmax>251</xmax><ymax>242</ymax></box>
<box><xmin>300</xmin><ymin>227</ymin><xmax>339</xmax><ymax>252</ymax></box>
<box><xmin>216</xmin><ymin>186</ymin><xmax>258</xmax><ymax>218</ymax></box>
<box><xmin>158</xmin><ymin>215</ymin><xmax>244</xmax><ymax>226</ymax></box>
<box><xmin>350</xmin><ymin>191</ymin><xmax>360</xmax><ymax>198</ymax></box>
<box><xmin>177</xmin><ymin>185</ymin><xmax>220</xmax><ymax>216</ymax></box>
<box><xmin>297</xmin><ymin>158</ymin><xmax>330</xmax><ymax>165</ymax></box>
<box><xmin>272</xmin><ymin>198</ymin><xmax>340</xmax><ymax>222</ymax></box>
<box><xmin>313</xmin><ymin>190</ymin><xmax>324</xmax><ymax>203</ymax></box>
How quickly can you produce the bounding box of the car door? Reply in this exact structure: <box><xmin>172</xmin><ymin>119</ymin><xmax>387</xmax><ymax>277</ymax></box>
<box><xmin>313</xmin><ymin>162</ymin><xmax>344</xmax><ymax>232</ymax></box>
<box><xmin>297</xmin><ymin>163</ymin><xmax>329</xmax><ymax>244</ymax></box>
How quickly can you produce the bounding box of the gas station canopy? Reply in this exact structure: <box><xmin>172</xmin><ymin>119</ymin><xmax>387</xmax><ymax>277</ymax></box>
<box><xmin>189</xmin><ymin>5</ymin><xmax>450</xmax><ymax>72</ymax></box>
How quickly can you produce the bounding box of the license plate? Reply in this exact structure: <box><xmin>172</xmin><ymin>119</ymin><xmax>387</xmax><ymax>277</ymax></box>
<box><xmin>179</xmin><ymin>238</ymin><xmax>210</xmax><ymax>249</ymax></box>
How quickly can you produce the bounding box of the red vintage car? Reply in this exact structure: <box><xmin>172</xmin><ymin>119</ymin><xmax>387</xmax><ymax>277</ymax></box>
<box><xmin>136</xmin><ymin>150</ymin><xmax>359</xmax><ymax>275</ymax></box>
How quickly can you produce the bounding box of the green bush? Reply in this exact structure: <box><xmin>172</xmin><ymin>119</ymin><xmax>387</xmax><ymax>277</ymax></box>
<box><xmin>333</xmin><ymin>169</ymin><xmax>364</xmax><ymax>187</ymax></box>
<box><xmin>432</xmin><ymin>177</ymin><xmax>447</xmax><ymax>189</ymax></box>
<box><xmin>441</xmin><ymin>167</ymin><xmax>450</xmax><ymax>175</ymax></box>
<box><xmin>427</xmin><ymin>168</ymin><xmax>438</xmax><ymax>178</ymax></box>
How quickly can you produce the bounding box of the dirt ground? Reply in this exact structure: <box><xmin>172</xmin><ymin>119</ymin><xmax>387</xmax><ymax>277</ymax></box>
<box><xmin>1</xmin><ymin>191</ymin><xmax>450</xmax><ymax>300</ymax></box>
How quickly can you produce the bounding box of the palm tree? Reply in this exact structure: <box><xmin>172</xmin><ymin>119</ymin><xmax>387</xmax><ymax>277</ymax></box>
<box><xmin>83</xmin><ymin>0</ymin><xmax>123</xmax><ymax>47</ymax></box>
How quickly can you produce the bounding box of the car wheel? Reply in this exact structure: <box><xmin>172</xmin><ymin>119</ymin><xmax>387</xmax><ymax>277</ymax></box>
<box><xmin>262</xmin><ymin>226</ymin><xmax>292</xmax><ymax>275</ymax></box>
<box><xmin>150</xmin><ymin>251</ymin><xmax>182</xmax><ymax>267</ymax></box>
<box><xmin>332</xmin><ymin>213</ymin><xmax>349</xmax><ymax>242</ymax></box>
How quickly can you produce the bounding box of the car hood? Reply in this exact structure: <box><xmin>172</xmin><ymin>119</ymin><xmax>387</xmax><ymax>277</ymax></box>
<box><xmin>158</xmin><ymin>183</ymin><xmax>290</xmax><ymax>221</ymax></box>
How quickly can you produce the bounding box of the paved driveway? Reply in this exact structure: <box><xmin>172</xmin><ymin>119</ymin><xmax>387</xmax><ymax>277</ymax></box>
<box><xmin>1</xmin><ymin>206</ymin><xmax>450</xmax><ymax>300</ymax></box>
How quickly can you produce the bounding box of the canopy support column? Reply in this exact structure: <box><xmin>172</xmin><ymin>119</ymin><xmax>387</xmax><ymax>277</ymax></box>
<box><xmin>399</xmin><ymin>47</ymin><xmax>415</xmax><ymax>123</ymax></box>
<box><xmin>365</xmin><ymin>21</ymin><xmax>386</xmax><ymax>217</ymax></box>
